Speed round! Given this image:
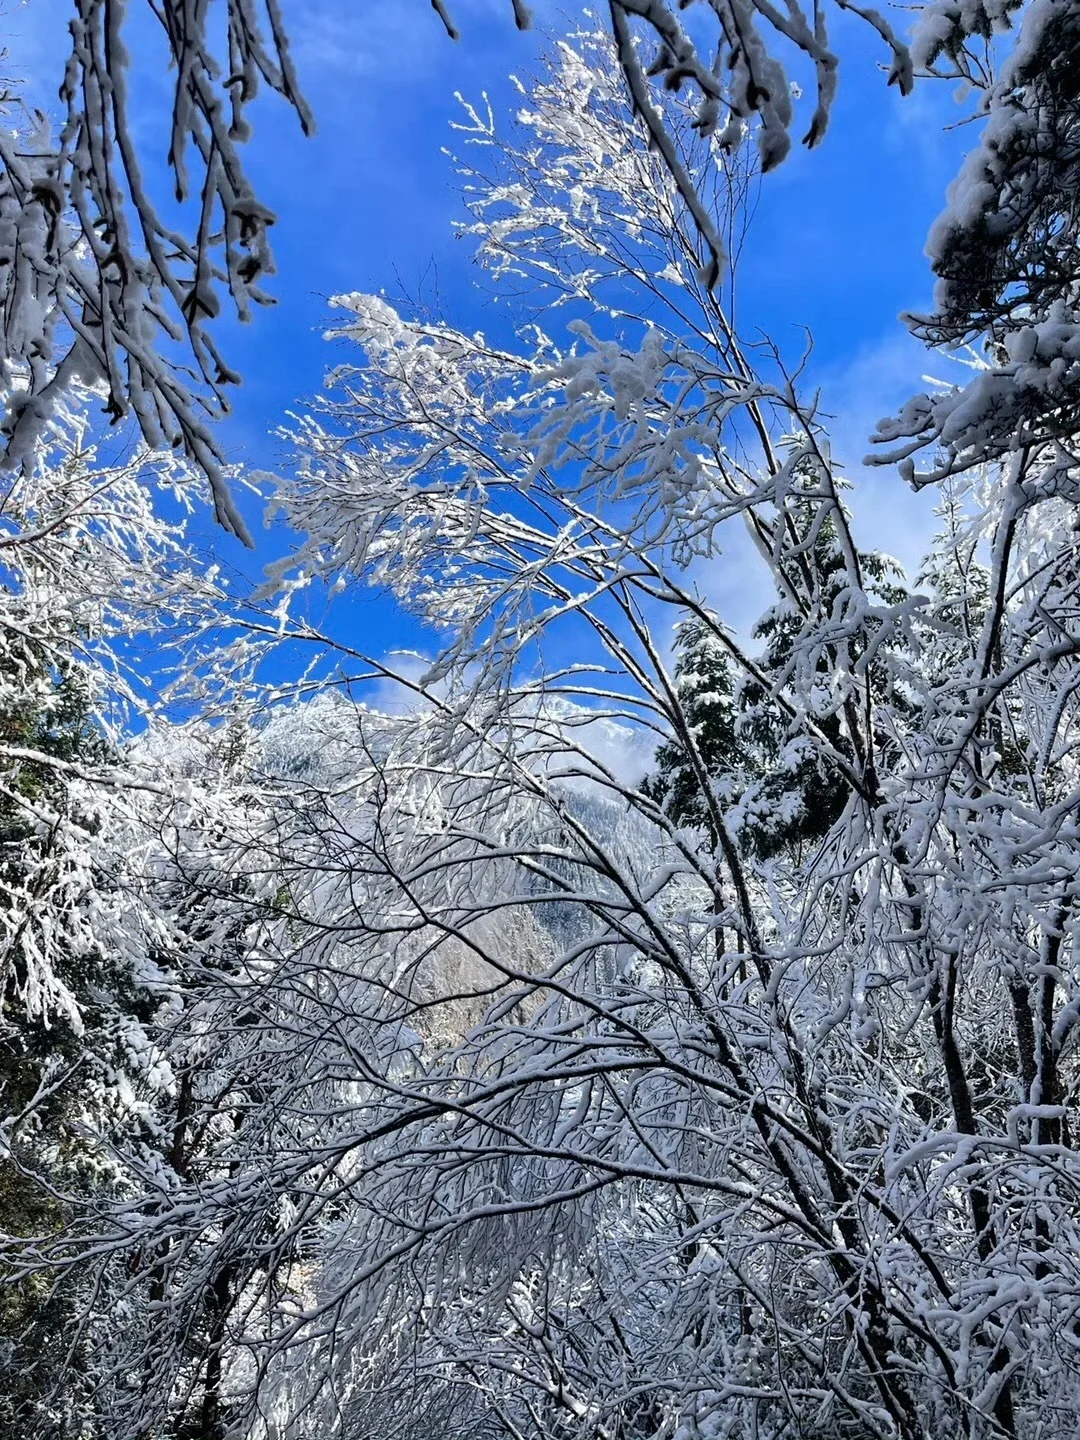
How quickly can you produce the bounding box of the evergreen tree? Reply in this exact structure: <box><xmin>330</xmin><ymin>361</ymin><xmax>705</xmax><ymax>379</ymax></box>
<box><xmin>649</xmin><ymin>490</ymin><xmax>909</xmax><ymax>861</ymax></box>
<box><xmin>0</xmin><ymin>652</ymin><xmax>142</xmax><ymax>1440</ymax></box>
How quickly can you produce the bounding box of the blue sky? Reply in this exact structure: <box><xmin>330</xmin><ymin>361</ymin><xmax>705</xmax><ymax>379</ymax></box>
<box><xmin>7</xmin><ymin>0</ymin><xmax>974</xmax><ymax>655</ymax></box>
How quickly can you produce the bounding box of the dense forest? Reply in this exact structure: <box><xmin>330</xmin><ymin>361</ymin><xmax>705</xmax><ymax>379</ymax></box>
<box><xmin>2</xmin><ymin>3</ymin><xmax>1080</xmax><ymax>1438</ymax></box>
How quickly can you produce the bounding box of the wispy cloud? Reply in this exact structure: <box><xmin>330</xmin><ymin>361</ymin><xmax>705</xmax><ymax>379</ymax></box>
<box><xmin>814</xmin><ymin>328</ymin><xmax>961</xmax><ymax>577</ymax></box>
<box><xmin>4</xmin><ymin>0</ymin><xmax>72</xmax><ymax>103</ymax></box>
<box><xmin>285</xmin><ymin>0</ymin><xmax>552</xmax><ymax>84</ymax></box>
<box><xmin>287</xmin><ymin>1</ymin><xmax>448</xmax><ymax>81</ymax></box>
<box><xmin>689</xmin><ymin>325</ymin><xmax>957</xmax><ymax>640</ymax></box>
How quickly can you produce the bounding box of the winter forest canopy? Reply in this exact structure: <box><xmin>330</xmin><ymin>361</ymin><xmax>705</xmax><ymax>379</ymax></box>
<box><xmin>2</xmin><ymin>1</ymin><xmax>1080</xmax><ymax>1437</ymax></box>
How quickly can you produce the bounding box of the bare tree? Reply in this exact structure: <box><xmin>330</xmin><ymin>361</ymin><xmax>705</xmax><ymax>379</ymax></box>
<box><xmin>0</xmin><ymin>0</ymin><xmax>941</xmax><ymax>537</ymax></box>
<box><xmin>20</xmin><ymin>34</ymin><xmax>1080</xmax><ymax>1440</ymax></box>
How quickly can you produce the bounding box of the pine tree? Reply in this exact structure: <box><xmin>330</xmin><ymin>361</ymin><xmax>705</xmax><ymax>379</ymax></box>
<box><xmin>649</xmin><ymin>492</ymin><xmax>909</xmax><ymax>862</ymax></box>
<box><xmin>0</xmin><ymin>653</ymin><xmax>141</xmax><ymax>1440</ymax></box>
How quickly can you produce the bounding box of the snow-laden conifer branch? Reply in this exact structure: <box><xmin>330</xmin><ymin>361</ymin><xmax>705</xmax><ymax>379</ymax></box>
<box><xmin>870</xmin><ymin>0</ymin><xmax>1080</xmax><ymax>486</ymax></box>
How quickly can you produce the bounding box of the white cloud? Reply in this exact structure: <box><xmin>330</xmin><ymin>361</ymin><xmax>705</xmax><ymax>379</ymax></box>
<box><xmin>282</xmin><ymin>0</ymin><xmax>554</xmax><ymax>83</ymax></box>
<box><xmin>4</xmin><ymin>0</ymin><xmax>73</xmax><ymax>103</ymax></box>
<box><xmin>814</xmin><ymin>328</ymin><xmax>966</xmax><ymax>577</ymax></box>
<box><xmin>687</xmin><ymin>325</ymin><xmax>960</xmax><ymax>642</ymax></box>
<box><xmin>284</xmin><ymin>0</ymin><xmax>447</xmax><ymax>81</ymax></box>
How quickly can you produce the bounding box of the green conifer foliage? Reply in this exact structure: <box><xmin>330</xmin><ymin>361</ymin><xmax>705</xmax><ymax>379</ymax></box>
<box><xmin>0</xmin><ymin>650</ymin><xmax>136</xmax><ymax>1440</ymax></box>
<box><xmin>648</xmin><ymin>493</ymin><xmax>909</xmax><ymax>861</ymax></box>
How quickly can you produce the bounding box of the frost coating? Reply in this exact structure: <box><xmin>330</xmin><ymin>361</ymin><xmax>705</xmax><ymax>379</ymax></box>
<box><xmin>0</xmin><ymin>0</ymin><xmax>919</xmax><ymax>528</ymax></box>
<box><xmin>873</xmin><ymin>0</ymin><xmax>1080</xmax><ymax>483</ymax></box>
